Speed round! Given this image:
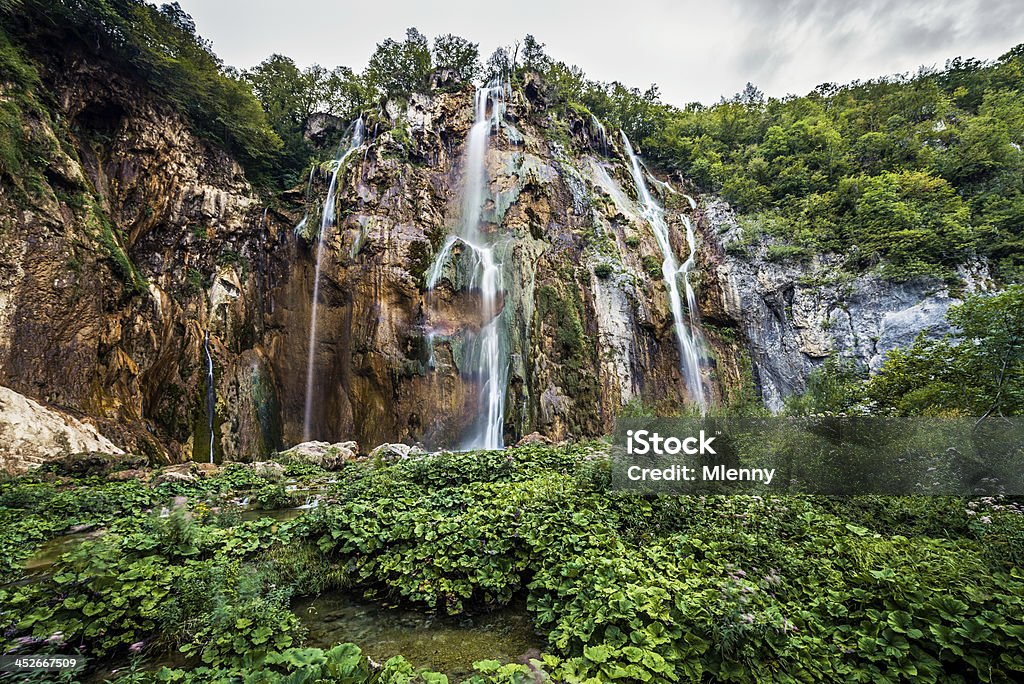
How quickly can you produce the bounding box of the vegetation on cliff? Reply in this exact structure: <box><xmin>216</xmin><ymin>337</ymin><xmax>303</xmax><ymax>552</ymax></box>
<box><xmin>5</xmin><ymin>2</ymin><xmax>1021</xmax><ymax>280</ymax></box>
<box><xmin>1</xmin><ymin>0</ymin><xmax>281</xmax><ymax>180</ymax></box>
<box><xmin>511</xmin><ymin>39</ymin><xmax>1024</xmax><ymax>283</ymax></box>
<box><xmin>788</xmin><ymin>286</ymin><xmax>1024</xmax><ymax>418</ymax></box>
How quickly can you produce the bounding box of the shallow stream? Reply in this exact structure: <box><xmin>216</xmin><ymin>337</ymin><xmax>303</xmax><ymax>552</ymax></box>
<box><xmin>294</xmin><ymin>592</ymin><xmax>542</xmax><ymax>679</ymax></box>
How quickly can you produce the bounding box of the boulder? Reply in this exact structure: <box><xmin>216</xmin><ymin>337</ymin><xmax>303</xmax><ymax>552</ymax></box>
<box><xmin>0</xmin><ymin>386</ymin><xmax>123</xmax><ymax>474</ymax></box>
<box><xmin>250</xmin><ymin>461</ymin><xmax>286</xmax><ymax>480</ymax></box>
<box><xmin>150</xmin><ymin>463</ymin><xmax>200</xmax><ymax>486</ymax></box>
<box><xmin>279</xmin><ymin>441</ymin><xmax>360</xmax><ymax>470</ymax></box>
<box><xmin>515</xmin><ymin>432</ymin><xmax>553</xmax><ymax>447</ymax></box>
<box><xmin>108</xmin><ymin>468</ymin><xmax>150</xmax><ymax>482</ymax></box>
<box><xmin>55</xmin><ymin>452</ymin><xmax>149</xmax><ymax>478</ymax></box>
<box><xmin>368</xmin><ymin>443</ymin><xmax>426</xmax><ymax>462</ymax></box>
<box><xmin>194</xmin><ymin>462</ymin><xmax>221</xmax><ymax>477</ymax></box>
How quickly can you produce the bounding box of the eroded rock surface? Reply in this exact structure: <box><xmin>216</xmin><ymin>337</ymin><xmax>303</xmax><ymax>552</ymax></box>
<box><xmin>698</xmin><ymin>199</ymin><xmax>991</xmax><ymax>410</ymax></box>
<box><xmin>0</xmin><ymin>385</ymin><xmax>123</xmax><ymax>473</ymax></box>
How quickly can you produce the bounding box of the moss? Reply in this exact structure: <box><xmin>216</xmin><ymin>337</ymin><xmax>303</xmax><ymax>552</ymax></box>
<box><xmin>186</xmin><ymin>268</ymin><xmax>205</xmax><ymax>294</ymax></box>
<box><xmin>641</xmin><ymin>255</ymin><xmax>663</xmax><ymax>279</ymax></box>
<box><xmin>537</xmin><ymin>284</ymin><xmax>585</xmax><ymax>366</ymax></box>
<box><xmin>216</xmin><ymin>248</ymin><xmax>249</xmax><ymax>279</ymax></box>
<box><xmin>593</xmin><ymin>263</ymin><xmax>613</xmax><ymax>279</ymax></box>
<box><xmin>250</xmin><ymin>363</ymin><xmax>283</xmax><ymax>457</ymax></box>
<box><xmin>542</xmin><ymin>115</ymin><xmax>574</xmax><ymax>151</ymax></box>
<box><xmin>97</xmin><ymin>215</ymin><xmax>147</xmax><ymax>295</ymax></box>
<box><xmin>406</xmin><ymin>239</ymin><xmax>433</xmax><ymax>290</ymax></box>
<box><xmin>535</xmin><ymin>280</ymin><xmax>601</xmax><ymax>435</ymax></box>
<box><xmin>0</xmin><ymin>99</ymin><xmax>25</xmax><ymax>181</ymax></box>
<box><xmin>765</xmin><ymin>243</ymin><xmax>811</xmax><ymax>264</ymax></box>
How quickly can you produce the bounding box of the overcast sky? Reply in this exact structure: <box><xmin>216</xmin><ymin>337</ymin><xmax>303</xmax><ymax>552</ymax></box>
<box><xmin>174</xmin><ymin>0</ymin><xmax>1024</xmax><ymax>106</ymax></box>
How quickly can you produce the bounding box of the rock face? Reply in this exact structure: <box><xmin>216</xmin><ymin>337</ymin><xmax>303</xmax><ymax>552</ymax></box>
<box><xmin>697</xmin><ymin>199</ymin><xmax>991</xmax><ymax>410</ymax></box>
<box><xmin>267</xmin><ymin>88</ymin><xmax>742</xmax><ymax>451</ymax></box>
<box><xmin>0</xmin><ymin>42</ymin><xmax>983</xmax><ymax>461</ymax></box>
<box><xmin>279</xmin><ymin>441</ymin><xmax>360</xmax><ymax>470</ymax></box>
<box><xmin>0</xmin><ymin>46</ymin><xmax>281</xmax><ymax>462</ymax></box>
<box><xmin>0</xmin><ymin>386</ymin><xmax>123</xmax><ymax>473</ymax></box>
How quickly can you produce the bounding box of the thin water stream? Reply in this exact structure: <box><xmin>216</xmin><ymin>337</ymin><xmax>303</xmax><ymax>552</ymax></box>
<box><xmin>621</xmin><ymin>133</ymin><xmax>707</xmax><ymax>410</ymax></box>
<box><xmin>303</xmin><ymin>119</ymin><xmax>366</xmax><ymax>441</ymax></box>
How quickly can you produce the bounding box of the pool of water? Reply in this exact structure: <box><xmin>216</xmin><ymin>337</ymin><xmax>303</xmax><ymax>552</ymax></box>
<box><xmin>237</xmin><ymin>506</ymin><xmax>308</xmax><ymax>522</ymax></box>
<box><xmin>294</xmin><ymin>592</ymin><xmax>542</xmax><ymax>679</ymax></box>
<box><xmin>23</xmin><ymin>529</ymin><xmax>105</xmax><ymax>575</ymax></box>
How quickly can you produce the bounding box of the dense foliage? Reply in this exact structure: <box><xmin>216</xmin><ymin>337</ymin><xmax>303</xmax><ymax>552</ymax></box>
<box><xmin>2</xmin><ymin>445</ymin><xmax>1022</xmax><ymax>683</ymax></box>
<box><xmin>520</xmin><ymin>43</ymin><xmax>1024</xmax><ymax>282</ymax></box>
<box><xmin>239</xmin><ymin>28</ymin><xmax>482</xmax><ymax>184</ymax></box>
<box><xmin>2</xmin><ymin>0</ymin><xmax>282</xmax><ymax>177</ymax></box>
<box><xmin>6</xmin><ymin>0</ymin><xmax>1022</xmax><ymax>270</ymax></box>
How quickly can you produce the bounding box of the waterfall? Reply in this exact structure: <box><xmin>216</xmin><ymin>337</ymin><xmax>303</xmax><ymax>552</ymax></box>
<box><xmin>590</xmin><ymin>114</ymin><xmax>609</xmax><ymax>155</ymax></box>
<box><xmin>203</xmin><ymin>329</ymin><xmax>216</xmax><ymax>462</ymax></box>
<box><xmin>302</xmin><ymin>118</ymin><xmax>366</xmax><ymax>442</ymax></box>
<box><xmin>680</xmin><ymin>195</ymin><xmax>706</xmax><ymax>347</ymax></box>
<box><xmin>621</xmin><ymin>132</ymin><xmax>707</xmax><ymax>410</ymax></box>
<box><xmin>427</xmin><ymin>81</ymin><xmax>509</xmax><ymax>450</ymax></box>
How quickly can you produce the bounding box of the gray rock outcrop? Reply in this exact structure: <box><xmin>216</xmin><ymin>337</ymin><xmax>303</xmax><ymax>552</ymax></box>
<box><xmin>0</xmin><ymin>385</ymin><xmax>123</xmax><ymax>473</ymax></box>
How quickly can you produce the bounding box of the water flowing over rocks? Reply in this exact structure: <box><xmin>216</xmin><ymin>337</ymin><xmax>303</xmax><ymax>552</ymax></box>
<box><xmin>0</xmin><ymin>46</ymin><xmax>986</xmax><ymax>463</ymax></box>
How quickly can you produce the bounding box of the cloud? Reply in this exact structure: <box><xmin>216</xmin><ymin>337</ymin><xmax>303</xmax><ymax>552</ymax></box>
<box><xmin>174</xmin><ymin>0</ymin><xmax>1024</xmax><ymax>106</ymax></box>
<box><xmin>721</xmin><ymin>0</ymin><xmax>1024</xmax><ymax>98</ymax></box>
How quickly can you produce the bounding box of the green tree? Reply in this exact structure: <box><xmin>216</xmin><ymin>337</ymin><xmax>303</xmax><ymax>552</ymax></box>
<box><xmin>432</xmin><ymin>34</ymin><xmax>480</xmax><ymax>86</ymax></box>
<box><xmin>866</xmin><ymin>287</ymin><xmax>1024</xmax><ymax>416</ymax></box>
<box><xmin>845</xmin><ymin>170</ymin><xmax>974</xmax><ymax>277</ymax></box>
<box><xmin>483</xmin><ymin>47</ymin><xmax>511</xmax><ymax>83</ymax></box>
<box><xmin>520</xmin><ymin>34</ymin><xmax>550</xmax><ymax>73</ymax></box>
<box><xmin>365</xmin><ymin>28</ymin><xmax>432</xmax><ymax>99</ymax></box>
<box><xmin>5</xmin><ymin>0</ymin><xmax>281</xmax><ymax>176</ymax></box>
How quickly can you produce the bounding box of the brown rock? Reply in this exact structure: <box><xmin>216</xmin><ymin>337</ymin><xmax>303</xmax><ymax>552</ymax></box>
<box><xmin>515</xmin><ymin>432</ymin><xmax>553</xmax><ymax>447</ymax></box>
<box><xmin>151</xmin><ymin>463</ymin><xmax>199</xmax><ymax>486</ymax></box>
<box><xmin>108</xmin><ymin>468</ymin><xmax>150</xmax><ymax>482</ymax></box>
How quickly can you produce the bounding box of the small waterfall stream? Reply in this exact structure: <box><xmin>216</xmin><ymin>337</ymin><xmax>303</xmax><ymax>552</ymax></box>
<box><xmin>680</xmin><ymin>195</ymin><xmax>707</xmax><ymax>355</ymax></box>
<box><xmin>590</xmin><ymin>114</ymin><xmax>609</xmax><ymax>155</ymax></box>
<box><xmin>427</xmin><ymin>81</ymin><xmax>509</xmax><ymax>450</ymax></box>
<box><xmin>302</xmin><ymin>118</ymin><xmax>366</xmax><ymax>442</ymax></box>
<box><xmin>621</xmin><ymin>133</ymin><xmax>707</xmax><ymax>410</ymax></box>
<box><xmin>203</xmin><ymin>328</ymin><xmax>216</xmax><ymax>462</ymax></box>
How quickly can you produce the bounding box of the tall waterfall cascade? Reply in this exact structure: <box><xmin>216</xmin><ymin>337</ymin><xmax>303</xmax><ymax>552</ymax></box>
<box><xmin>621</xmin><ymin>133</ymin><xmax>708</xmax><ymax>410</ymax></box>
<box><xmin>426</xmin><ymin>81</ymin><xmax>510</xmax><ymax>450</ymax></box>
<box><xmin>302</xmin><ymin>118</ymin><xmax>366</xmax><ymax>442</ymax></box>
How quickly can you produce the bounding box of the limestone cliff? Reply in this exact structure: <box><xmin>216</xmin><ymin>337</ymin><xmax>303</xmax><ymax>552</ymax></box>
<box><xmin>0</xmin><ymin>45</ymin><xmax>279</xmax><ymax>463</ymax></box>
<box><xmin>697</xmin><ymin>199</ymin><xmax>992</xmax><ymax>410</ymax></box>
<box><xmin>0</xmin><ymin>43</ymin><xmax>982</xmax><ymax>464</ymax></box>
<box><xmin>268</xmin><ymin>88</ymin><xmax>722</xmax><ymax>448</ymax></box>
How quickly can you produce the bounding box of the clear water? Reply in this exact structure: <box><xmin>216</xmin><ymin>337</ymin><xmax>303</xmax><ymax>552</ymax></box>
<box><xmin>294</xmin><ymin>592</ymin><xmax>541</xmax><ymax>679</ymax></box>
